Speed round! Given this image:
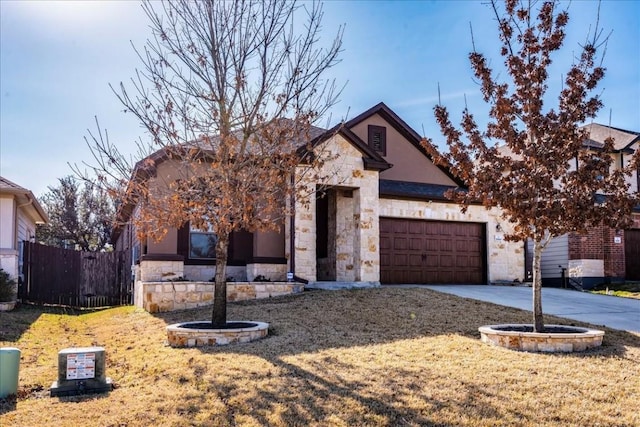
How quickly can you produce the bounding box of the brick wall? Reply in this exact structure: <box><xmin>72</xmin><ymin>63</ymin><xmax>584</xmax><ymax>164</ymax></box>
<box><xmin>568</xmin><ymin>227</ymin><xmax>604</xmax><ymax>260</ymax></box>
<box><xmin>604</xmin><ymin>228</ymin><xmax>624</xmax><ymax>278</ymax></box>
<box><xmin>568</xmin><ymin>225</ymin><xmax>625</xmax><ymax>279</ymax></box>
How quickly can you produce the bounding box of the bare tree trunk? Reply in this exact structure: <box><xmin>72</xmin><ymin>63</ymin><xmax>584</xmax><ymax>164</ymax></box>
<box><xmin>212</xmin><ymin>233</ymin><xmax>229</xmax><ymax>327</ymax></box>
<box><xmin>532</xmin><ymin>240</ymin><xmax>544</xmax><ymax>332</ymax></box>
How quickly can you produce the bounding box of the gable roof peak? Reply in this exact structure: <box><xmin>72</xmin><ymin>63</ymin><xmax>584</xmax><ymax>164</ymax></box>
<box><xmin>343</xmin><ymin>102</ymin><xmax>465</xmax><ymax>187</ymax></box>
<box><xmin>581</xmin><ymin>122</ymin><xmax>639</xmax><ymax>151</ymax></box>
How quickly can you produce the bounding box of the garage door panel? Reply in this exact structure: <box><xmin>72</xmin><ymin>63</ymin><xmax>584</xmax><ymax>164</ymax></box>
<box><xmin>425</xmin><ymin>255</ymin><xmax>439</xmax><ymax>267</ymax></box>
<box><xmin>454</xmin><ymin>225</ymin><xmax>468</xmax><ymax>236</ymax></box>
<box><xmin>394</xmin><ymin>238</ymin><xmax>407</xmax><ymax>250</ymax></box>
<box><xmin>456</xmin><ymin>256</ymin><xmax>468</xmax><ymax>268</ymax></box>
<box><xmin>410</xmin><ymin>238</ymin><xmax>422</xmax><ymax>250</ymax></box>
<box><xmin>409</xmin><ymin>254</ymin><xmax>423</xmax><ymax>267</ymax></box>
<box><xmin>380</xmin><ymin>220</ymin><xmax>393</xmax><ymax>233</ymax></box>
<box><xmin>380</xmin><ymin>253</ymin><xmax>390</xmax><ymax>267</ymax></box>
<box><xmin>380</xmin><ymin>218</ymin><xmax>486</xmax><ymax>284</ymax></box>
<box><xmin>409</xmin><ymin>222</ymin><xmax>423</xmax><ymax>234</ymax></box>
<box><xmin>426</xmin><ymin>240</ymin><xmax>439</xmax><ymax>251</ymax></box>
<box><xmin>380</xmin><ymin>236</ymin><xmax>391</xmax><ymax>250</ymax></box>
<box><xmin>438</xmin><ymin>271</ymin><xmax>454</xmax><ymax>283</ymax></box>
<box><xmin>407</xmin><ymin>270</ymin><xmax>423</xmax><ymax>282</ymax></box>
<box><xmin>393</xmin><ymin>221</ymin><xmax>408</xmax><ymax>233</ymax></box>
<box><xmin>469</xmin><ymin>256</ymin><xmax>482</xmax><ymax>268</ymax></box>
<box><xmin>393</xmin><ymin>254</ymin><xmax>408</xmax><ymax>266</ymax></box>
<box><xmin>440</xmin><ymin>255</ymin><xmax>454</xmax><ymax>267</ymax></box>
<box><xmin>468</xmin><ymin>241</ymin><xmax>481</xmax><ymax>252</ymax></box>
<box><xmin>440</xmin><ymin>240</ymin><xmax>454</xmax><ymax>252</ymax></box>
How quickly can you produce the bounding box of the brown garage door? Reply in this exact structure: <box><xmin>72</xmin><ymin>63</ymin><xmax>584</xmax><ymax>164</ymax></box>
<box><xmin>380</xmin><ymin>218</ymin><xmax>486</xmax><ymax>284</ymax></box>
<box><xmin>625</xmin><ymin>229</ymin><xmax>640</xmax><ymax>280</ymax></box>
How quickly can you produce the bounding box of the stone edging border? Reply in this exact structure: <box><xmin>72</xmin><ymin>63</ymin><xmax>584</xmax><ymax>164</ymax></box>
<box><xmin>166</xmin><ymin>320</ymin><xmax>269</xmax><ymax>347</ymax></box>
<box><xmin>478</xmin><ymin>324</ymin><xmax>604</xmax><ymax>353</ymax></box>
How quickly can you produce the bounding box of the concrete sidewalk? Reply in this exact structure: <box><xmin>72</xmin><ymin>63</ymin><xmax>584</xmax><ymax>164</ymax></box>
<box><xmin>420</xmin><ymin>285</ymin><xmax>640</xmax><ymax>333</ymax></box>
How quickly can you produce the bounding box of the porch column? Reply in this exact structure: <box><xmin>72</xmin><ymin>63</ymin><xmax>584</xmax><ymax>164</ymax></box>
<box><xmin>354</xmin><ymin>179</ymin><xmax>380</xmax><ymax>283</ymax></box>
<box><xmin>291</xmin><ymin>180</ymin><xmax>317</xmax><ymax>282</ymax></box>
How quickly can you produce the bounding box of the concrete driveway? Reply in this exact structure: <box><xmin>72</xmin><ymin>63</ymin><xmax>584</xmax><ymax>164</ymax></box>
<box><xmin>422</xmin><ymin>285</ymin><xmax>640</xmax><ymax>333</ymax></box>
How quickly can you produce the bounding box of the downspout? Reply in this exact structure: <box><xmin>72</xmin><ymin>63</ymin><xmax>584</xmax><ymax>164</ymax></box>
<box><xmin>289</xmin><ymin>173</ymin><xmax>296</xmax><ymax>279</ymax></box>
<box><xmin>17</xmin><ymin>197</ymin><xmax>34</xmax><ymax>210</ymax></box>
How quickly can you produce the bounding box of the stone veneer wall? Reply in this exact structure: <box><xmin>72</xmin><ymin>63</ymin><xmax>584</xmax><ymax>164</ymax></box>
<box><xmin>138</xmin><ymin>281</ymin><xmax>304</xmax><ymax>313</ymax></box>
<box><xmin>378</xmin><ymin>199</ymin><xmax>524</xmax><ymax>282</ymax></box>
<box><xmin>289</xmin><ymin>135</ymin><xmax>380</xmax><ymax>283</ymax></box>
<box><xmin>246</xmin><ymin>263</ymin><xmax>287</xmax><ymax>281</ymax></box>
<box><xmin>139</xmin><ymin>260</ymin><xmax>184</xmax><ymax>282</ymax></box>
<box><xmin>335</xmin><ymin>190</ymin><xmax>356</xmax><ymax>281</ymax></box>
<box><xmin>183</xmin><ymin>265</ymin><xmax>246</xmax><ymax>282</ymax></box>
<box><xmin>568</xmin><ymin>259</ymin><xmax>604</xmax><ymax>279</ymax></box>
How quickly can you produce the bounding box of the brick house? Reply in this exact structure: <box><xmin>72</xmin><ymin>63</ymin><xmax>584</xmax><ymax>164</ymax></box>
<box><xmin>113</xmin><ymin>102</ymin><xmax>525</xmax><ymax>303</ymax></box>
<box><xmin>525</xmin><ymin>124</ymin><xmax>640</xmax><ymax>288</ymax></box>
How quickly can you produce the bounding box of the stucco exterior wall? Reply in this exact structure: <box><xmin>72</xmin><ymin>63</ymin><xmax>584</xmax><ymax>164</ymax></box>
<box><xmin>349</xmin><ymin>113</ymin><xmax>456</xmax><ymax>186</ymax></box>
<box><xmin>619</xmin><ymin>144</ymin><xmax>638</xmax><ymax>193</ymax></box>
<box><xmin>146</xmin><ymin>228</ymin><xmax>178</xmax><ymax>254</ymax></box>
<box><xmin>378</xmin><ymin>198</ymin><xmax>524</xmax><ymax>282</ymax></box>
<box><xmin>253</xmin><ymin>229</ymin><xmax>285</xmax><ymax>258</ymax></box>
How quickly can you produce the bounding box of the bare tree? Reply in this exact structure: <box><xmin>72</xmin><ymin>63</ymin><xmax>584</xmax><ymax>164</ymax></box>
<box><xmin>422</xmin><ymin>0</ymin><xmax>639</xmax><ymax>331</ymax></box>
<box><xmin>80</xmin><ymin>0</ymin><xmax>343</xmax><ymax>326</ymax></box>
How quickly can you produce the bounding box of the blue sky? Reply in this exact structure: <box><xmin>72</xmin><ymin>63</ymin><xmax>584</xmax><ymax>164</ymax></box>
<box><xmin>1</xmin><ymin>0</ymin><xmax>639</xmax><ymax>197</ymax></box>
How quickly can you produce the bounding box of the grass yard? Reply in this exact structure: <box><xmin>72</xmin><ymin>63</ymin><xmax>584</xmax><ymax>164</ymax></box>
<box><xmin>1</xmin><ymin>287</ymin><xmax>639</xmax><ymax>426</ymax></box>
<box><xmin>591</xmin><ymin>282</ymin><xmax>640</xmax><ymax>299</ymax></box>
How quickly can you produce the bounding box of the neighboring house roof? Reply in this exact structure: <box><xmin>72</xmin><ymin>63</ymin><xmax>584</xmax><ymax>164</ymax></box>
<box><xmin>581</xmin><ymin>123</ymin><xmax>640</xmax><ymax>152</ymax></box>
<box><xmin>496</xmin><ymin>123</ymin><xmax>639</xmax><ymax>157</ymax></box>
<box><xmin>0</xmin><ymin>176</ymin><xmax>48</xmax><ymax>223</ymax></box>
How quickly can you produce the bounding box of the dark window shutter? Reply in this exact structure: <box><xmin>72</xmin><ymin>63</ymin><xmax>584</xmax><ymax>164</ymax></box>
<box><xmin>368</xmin><ymin>125</ymin><xmax>387</xmax><ymax>155</ymax></box>
<box><xmin>177</xmin><ymin>222</ymin><xmax>190</xmax><ymax>259</ymax></box>
<box><xmin>230</xmin><ymin>230</ymin><xmax>253</xmax><ymax>264</ymax></box>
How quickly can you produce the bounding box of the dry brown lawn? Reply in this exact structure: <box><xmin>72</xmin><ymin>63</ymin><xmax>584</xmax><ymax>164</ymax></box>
<box><xmin>1</xmin><ymin>287</ymin><xmax>638</xmax><ymax>426</ymax></box>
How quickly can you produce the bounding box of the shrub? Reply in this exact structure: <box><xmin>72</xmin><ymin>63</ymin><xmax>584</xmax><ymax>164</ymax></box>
<box><xmin>0</xmin><ymin>269</ymin><xmax>17</xmax><ymax>302</ymax></box>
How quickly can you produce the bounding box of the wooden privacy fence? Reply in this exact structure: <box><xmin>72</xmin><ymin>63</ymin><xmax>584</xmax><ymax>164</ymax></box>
<box><xmin>20</xmin><ymin>242</ymin><xmax>132</xmax><ymax>308</ymax></box>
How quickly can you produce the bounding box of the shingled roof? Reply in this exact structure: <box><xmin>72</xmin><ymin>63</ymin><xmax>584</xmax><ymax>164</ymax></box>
<box><xmin>0</xmin><ymin>176</ymin><xmax>48</xmax><ymax>223</ymax></box>
<box><xmin>581</xmin><ymin>123</ymin><xmax>639</xmax><ymax>152</ymax></box>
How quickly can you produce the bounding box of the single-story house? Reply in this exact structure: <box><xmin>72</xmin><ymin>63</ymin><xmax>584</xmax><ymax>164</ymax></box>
<box><xmin>525</xmin><ymin>124</ymin><xmax>640</xmax><ymax>288</ymax></box>
<box><xmin>0</xmin><ymin>176</ymin><xmax>48</xmax><ymax>281</ymax></box>
<box><xmin>113</xmin><ymin>102</ymin><xmax>525</xmax><ymax>299</ymax></box>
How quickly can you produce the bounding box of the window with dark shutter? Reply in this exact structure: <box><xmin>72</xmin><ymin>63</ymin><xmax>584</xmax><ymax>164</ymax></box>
<box><xmin>368</xmin><ymin>125</ymin><xmax>386</xmax><ymax>155</ymax></box>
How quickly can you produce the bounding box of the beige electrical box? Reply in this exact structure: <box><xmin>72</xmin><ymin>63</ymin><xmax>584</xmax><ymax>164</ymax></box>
<box><xmin>50</xmin><ymin>347</ymin><xmax>112</xmax><ymax>397</ymax></box>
